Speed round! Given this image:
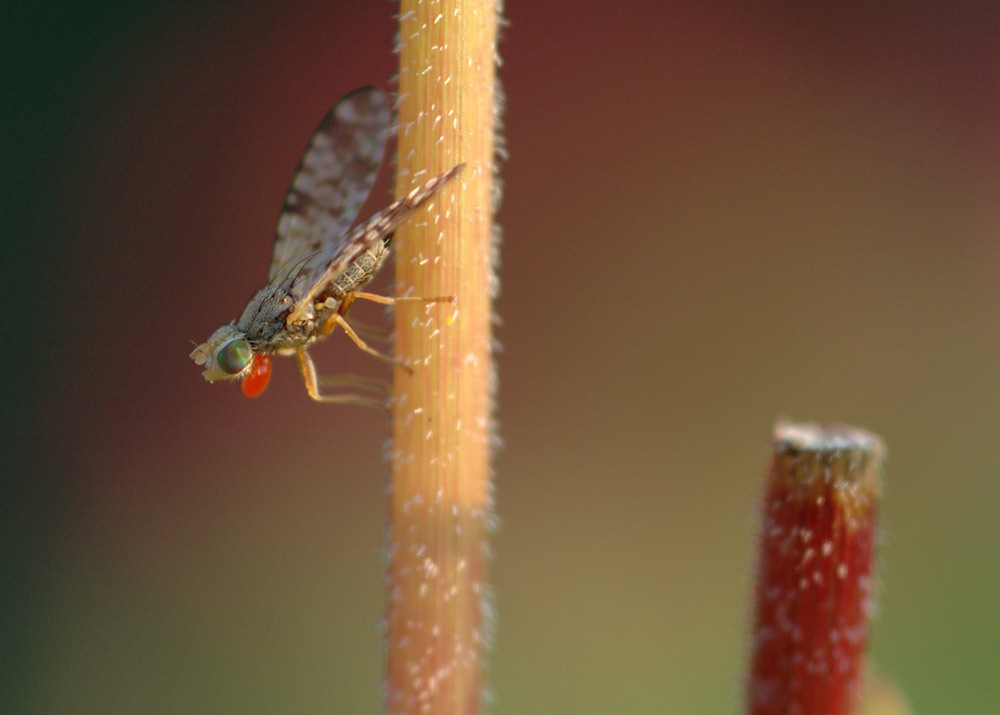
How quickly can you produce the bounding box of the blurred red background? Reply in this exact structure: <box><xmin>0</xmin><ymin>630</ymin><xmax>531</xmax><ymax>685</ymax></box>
<box><xmin>6</xmin><ymin>2</ymin><xmax>999</xmax><ymax>712</ymax></box>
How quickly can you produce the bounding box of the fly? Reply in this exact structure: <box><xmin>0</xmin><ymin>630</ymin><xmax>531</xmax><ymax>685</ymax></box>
<box><xmin>189</xmin><ymin>87</ymin><xmax>461</xmax><ymax>406</ymax></box>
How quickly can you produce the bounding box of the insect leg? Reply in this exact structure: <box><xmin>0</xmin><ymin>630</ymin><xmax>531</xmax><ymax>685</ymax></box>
<box><xmin>316</xmin><ymin>307</ymin><xmax>391</xmax><ymax>344</ymax></box>
<box><xmin>318</xmin><ymin>373</ymin><xmax>389</xmax><ymax>393</ymax></box>
<box><xmin>295</xmin><ymin>348</ymin><xmax>389</xmax><ymax>410</ymax></box>
<box><xmin>330</xmin><ymin>313</ymin><xmax>415</xmax><ymax>375</ymax></box>
<box><xmin>339</xmin><ymin>293</ymin><xmax>452</xmax><ymax>340</ymax></box>
<box><xmin>353</xmin><ymin>291</ymin><xmax>456</xmax><ymax>306</ymax></box>
<box><xmin>341</xmin><ymin>316</ymin><xmax>392</xmax><ymax>344</ymax></box>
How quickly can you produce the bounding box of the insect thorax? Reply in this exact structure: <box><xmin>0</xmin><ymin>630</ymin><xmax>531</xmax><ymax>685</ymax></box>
<box><xmin>234</xmin><ymin>237</ymin><xmax>392</xmax><ymax>354</ymax></box>
<box><xmin>236</xmin><ymin>284</ymin><xmax>307</xmax><ymax>349</ymax></box>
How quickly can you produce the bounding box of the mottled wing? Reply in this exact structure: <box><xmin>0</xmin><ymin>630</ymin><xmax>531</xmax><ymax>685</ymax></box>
<box><xmin>288</xmin><ymin>164</ymin><xmax>465</xmax><ymax>314</ymax></box>
<box><xmin>268</xmin><ymin>87</ymin><xmax>389</xmax><ymax>282</ymax></box>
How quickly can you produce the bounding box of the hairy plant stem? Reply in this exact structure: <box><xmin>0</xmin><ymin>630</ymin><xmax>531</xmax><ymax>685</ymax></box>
<box><xmin>387</xmin><ymin>1</ymin><xmax>500</xmax><ymax>713</ymax></box>
<box><xmin>748</xmin><ymin>421</ymin><xmax>884</xmax><ymax>715</ymax></box>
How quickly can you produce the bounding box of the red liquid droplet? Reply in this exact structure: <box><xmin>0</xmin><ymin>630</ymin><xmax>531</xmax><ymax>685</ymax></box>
<box><xmin>241</xmin><ymin>353</ymin><xmax>272</xmax><ymax>398</ymax></box>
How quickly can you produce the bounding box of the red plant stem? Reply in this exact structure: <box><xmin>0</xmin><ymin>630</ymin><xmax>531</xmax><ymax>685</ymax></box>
<box><xmin>748</xmin><ymin>421</ymin><xmax>884</xmax><ymax>715</ymax></box>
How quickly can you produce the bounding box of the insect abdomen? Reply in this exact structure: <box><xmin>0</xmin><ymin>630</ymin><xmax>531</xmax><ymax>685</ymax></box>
<box><xmin>330</xmin><ymin>240</ymin><xmax>391</xmax><ymax>296</ymax></box>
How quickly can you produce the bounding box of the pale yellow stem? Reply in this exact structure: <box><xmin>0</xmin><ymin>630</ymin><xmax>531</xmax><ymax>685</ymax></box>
<box><xmin>387</xmin><ymin>1</ymin><xmax>500</xmax><ymax>713</ymax></box>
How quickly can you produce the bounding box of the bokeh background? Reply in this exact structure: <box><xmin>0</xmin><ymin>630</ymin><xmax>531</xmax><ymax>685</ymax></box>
<box><xmin>6</xmin><ymin>2</ymin><xmax>999</xmax><ymax>712</ymax></box>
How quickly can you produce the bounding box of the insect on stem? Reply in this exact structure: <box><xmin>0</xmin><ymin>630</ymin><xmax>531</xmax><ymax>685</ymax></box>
<box><xmin>188</xmin><ymin>87</ymin><xmax>463</xmax><ymax>402</ymax></box>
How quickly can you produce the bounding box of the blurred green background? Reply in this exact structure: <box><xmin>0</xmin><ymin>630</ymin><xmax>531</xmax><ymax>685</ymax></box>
<box><xmin>5</xmin><ymin>2</ymin><xmax>998</xmax><ymax>712</ymax></box>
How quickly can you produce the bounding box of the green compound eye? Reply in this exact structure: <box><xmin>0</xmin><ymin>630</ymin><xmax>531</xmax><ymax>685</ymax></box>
<box><xmin>216</xmin><ymin>338</ymin><xmax>252</xmax><ymax>375</ymax></box>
